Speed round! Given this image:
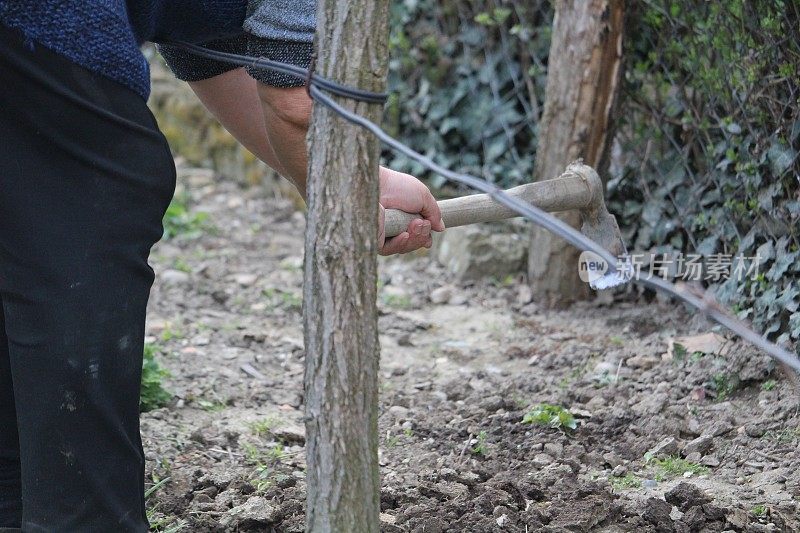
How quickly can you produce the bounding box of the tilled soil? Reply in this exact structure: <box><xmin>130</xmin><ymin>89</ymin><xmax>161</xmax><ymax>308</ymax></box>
<box><xmin>144</xmin><ymin>176</ymin><xmax>799</xmax><ymax>532</ymax></box>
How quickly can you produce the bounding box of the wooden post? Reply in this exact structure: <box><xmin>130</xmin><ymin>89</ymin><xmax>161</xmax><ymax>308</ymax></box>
<box><xmin>302</xmin><ymin>0</ymin><xmax>389</xmax><ymax>531</ymax></box>
<box><xmin>527</xmin><ymin>0</ymin><xmax>625</xmax><ymax>305</ymax></box>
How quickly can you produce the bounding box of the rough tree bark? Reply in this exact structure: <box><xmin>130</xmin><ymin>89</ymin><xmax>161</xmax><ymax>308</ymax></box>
<box><xmin>302</xmin><ymin>0</ymin><xmax>389</xmax><ymax>531</ymax></box>
<box><xmin>528</xmin><ymin>0</ymin><xmax>625</xmax><ymax>305</ymax></box>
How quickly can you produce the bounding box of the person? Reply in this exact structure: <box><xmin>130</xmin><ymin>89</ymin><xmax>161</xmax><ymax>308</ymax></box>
<box><xmin>0</xmin><ymin>1</ymin><xmax>444</xmax><ymax>530</ymax></box>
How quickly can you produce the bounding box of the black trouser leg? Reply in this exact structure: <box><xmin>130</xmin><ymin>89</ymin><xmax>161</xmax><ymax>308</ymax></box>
<box><xmin>0</xmin><ymin>304</ymin><xmax>21</xmax><ymax>528</ymax></box>
<box><xmin>0</xmin><ymin>24</ymin><xmax>176</xmax><ymax>532</ymax></box>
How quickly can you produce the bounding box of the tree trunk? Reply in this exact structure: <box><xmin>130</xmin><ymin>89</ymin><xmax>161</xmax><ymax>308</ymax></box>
<box><xmin>303</xmin><ymin>0</ymin><xmax>389</xmax><ymax>531</ymax></box>
<box><xmin>528</xmin><ymin>0</ymin><xmax>625</xmax><ymax>306</ymax></box>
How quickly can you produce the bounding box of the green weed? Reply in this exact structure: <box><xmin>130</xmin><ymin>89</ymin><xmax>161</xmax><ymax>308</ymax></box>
<box><xmin>489</xmin><ymin>274</ymin><xmax>516</xmax><ymax>287</ymax></box>
<box><xmin>243</xmin><ymin>442</ymin><xmax>286</xmax><ymax>493</ymax></box>
<box><xmin>381</xmin><ymin>293</ymin><xmax>413</xmax><ymax>309</ymax></box>
<box><xmin>385</xmin><ymin>431</ymin><xmax>400</xmax><ymax>448</ymax></box>
<box><xmin>171</xmin><ymin>258</ymin><xmax>192</xmax><ymax>273</ymax></box>
<box><xmin>608</xmin><ymin>336</ymin><xmax>625</xmax><ymax>347</ymax></box>
<box><xmin>711</xmin><ymin>373</ymin><xmax>737</xmax><ymax>401</ymax></box>
<box><xmin>522</xmin><ymin>403</ymin><xmax>578</xmax><ymax>431</ymax></box>
<box><xmin>145</xmin><ymin>477</ymin><xmax>186</xmax><ymax>532</ymax></box>
<box><xmin>197</xmin><ymin>398</ymin><xmax>227</xmax><ymax>412</ymax></box>
<box><xmin>751</xmin><ymin>504</ymin><xmax>767</xmax><ymax>517</ymax></box>
<box><xmin>262</xmin><ymin>287</ymin><xmax>302</xmax><ymax>311</ymax></box>
<box><xmin>611</xmin><ymin>473</ymin><xmax>642</xmax><ymax>490</ymax></box>
<box><xmin>764</xmin><ymin>427</ymin><xmax>800</xmax><ymax>443</ymax></box>
<box><xmin>761</xmin><ymin>380</ymin><xmax>776</xmax><ymax>391</ymax></box>
<box><xmin>650</xmin><ymin>456</ymin><xmax>708</xmax><ymax>480</ymax></box>
<box><xmin>250</xmin><ymin>416</ymin><xmax>281</xmax><ymax>437</ymax></box>
<box><xmin>140</xmin><ymin>343</ymin><xmax>172</xmax><ymax>412</ymax></box>
<box><xmin>471</xmin><ymin>431</ymin><xmax>489</xmax><ymax>456</ymax></box>
<box><xmin>162</xmin><ymin>196</ymin><xmax>211</xmax><ymax>240</ymax></box>
<box><xmin>160</xmin><ymin>324</ymin><xmax>183</xmax><ymax>342</ymax></box>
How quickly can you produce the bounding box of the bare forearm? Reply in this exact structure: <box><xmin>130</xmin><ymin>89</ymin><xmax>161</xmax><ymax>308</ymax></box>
<box><xmin>189</xmin><ymin>75</ymin><xmax>442</xmax><ymax>254</ymax></box>
<box><xmin>256</xmin><ymin>84</ymin><xmax>311</xmax><ymax>198</ymax></box>
<box><xmin>187</xmin><ymin>69</ymin><xmax>291</xmax><ymax>182</ymax></box>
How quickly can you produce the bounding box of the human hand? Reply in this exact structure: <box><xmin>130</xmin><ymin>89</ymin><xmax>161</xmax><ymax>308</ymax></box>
<box><xmin>378</xmin><ymin>167</ymin><xmax>445</xmax><ymax>255</ymax></box>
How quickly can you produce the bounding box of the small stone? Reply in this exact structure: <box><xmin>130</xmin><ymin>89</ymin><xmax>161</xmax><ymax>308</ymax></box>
<box><xmin>455</xmin><ymin>471</ymin><xmax>481</xmax><ymax>486</ymax></box>
<box><xmin>396</xmin><ymin>333</ymin><xmax>413</xmax><ymax>347</ymax></box>
<box><xmin>686</xmin><ymin>418</ymin><xmax>702</xmax><ymax>436</ymax></box>
<box><xmin>193</xmin><ymin>493</ymin><xmax>213</xmax><ymax>505</ymax></box>
<box><xmin>641</xmin><ymin>497</ymin><xmax>673</xmax><ymax>530</ymax></box>
<box><xmin>532</xmin><ymin>453</ymin><xmax>554</xmax><ymax>468</ymax></box>
<box><xmin>777</xmin><ymin>500</ymin><xmax>797</xmax><ymax>513</ymax></box>
<box><xmin>745</xmin><ymin>423</ymin><xmax>768</xmax><ymax>438</ymax></box>
<box><xmin>543</xmin><ymin>442</ymin><xmax>563</xmax><ymax>458</ymax></box>
<box><xmin>234</xmin><ymin>273</ymin><xmax>258</xmax><ymax>286</ymax></box>
<box><xmin>685</xmin><ymin>452</ymin><xmax>702</xmax><ymax>463</ymax></box>
<box><xmin>725</xmin><ymin>507</ymin><xmax>748</xmax><ymax>530</ymax></box>
<box><xmin>643</xmin><ymin>479</ymin><xmax>658</xmax><ymax>489</ymax></box>
<box><xmin>429</xmin><ymin>286</ymin><xmax>453</xmax><ymax>304</ymax></box>
<box><xmin>160</xmin><ymin>269</ymin><xmax>190</xmax><ymax>285</ymax></box>
<box><xmin>219</xmin><ymin>496</ymin><xmax>279</xmax><ymax>528</ymax></box>
<box><xmin>383</xmin><ymin>285</ymin><xmax>407</xmax><ymax>298</ymax></box>
<box><xmin>626</xmin><ymin>355</ymin><xmax>659</xmax><ymax>370</ymax></box>
<box><xmin>194</xmin><ymin>336</ymin><xmax>210</xmax><ymax>346</ymax></box>
<box><xmin>436</xmin><ymin>224</ymin><xmax>527</xmax><ymax>281</ymax></box>
<box><xmin>602</xmin><ymin>451</ymin><xmax>623</xmax><ymax>468</ymax></box>
<box><xmin>706</xmin><ymin>420</ymin><xmax>734</xmax><ymax>437</ymax></box>
<box><xmin>449</xmin><ymin>293</ymin><xmax>468</xmax><ymax>305</ymax></box>
<box><xmin>683</xmin><ymin>435</ymin><xmax>713</xmax><ymax>457</ymax></box>
<box><xmin>632</xmin><ymin>393</ymin><xmax>668</xmax><ymax>415</ymax></box>
<box><xmin>516</xmin><ymin>284</ymin><xmax>533</xmax><ymax>305</ymax></box>
<box><xmin>388</xmin><ymin>405</ymin><xmax>409</xmax><ymax>419</ymax></box>
<box><xmin>272</xmin><ymin>422</ymin><xmax>305</xmax><ymax>444</ymax></box>
<box><xmin>700</xmin><ymin>455</ymin><xmax>720</xmax><ymax>467</ymax></box>
<box><xmin>648</xmin><ymin>437</ymin><xmax>679</xmax><ymax>458</ymax></box>
<box><xmin>665</xmin><ymin>482</ymin><xmax>711</xmax><ymax>511</ymax></box>
<box><xmin>681</xmin><ymin>505</ymin><xmax>707</xmax><ymax>530</ymax></box>
<box><xmin>479</xmin><ymin>396</ymin><xmax>505</xmax><ymax>412</ymax></box>
<box><xmin>611</xmin><ymin>465</ymin><xmax>627</xmax><ymax>477</ymax></box>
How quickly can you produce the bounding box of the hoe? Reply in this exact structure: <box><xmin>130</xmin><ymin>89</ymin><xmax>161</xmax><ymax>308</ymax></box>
<box><xmin>384</xmin><ymin>161</ymin><xmax>629</xmax><ymax>290</ymax></box>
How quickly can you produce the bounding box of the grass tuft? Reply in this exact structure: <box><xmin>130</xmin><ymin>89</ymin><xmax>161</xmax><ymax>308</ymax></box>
<box><xmin>162</xmin><ymin>196</ymin><xmax>211</xmax><ymax>240</ymax></box>
<box><xmin>522</xmin><ymin>403</ymin><xmax>578</xmax><ymax>431</ymax></box>
<box><xmin>140</xmin><ymin>343</ymin><xmax>172</xmax><ymax>412</ymax></box>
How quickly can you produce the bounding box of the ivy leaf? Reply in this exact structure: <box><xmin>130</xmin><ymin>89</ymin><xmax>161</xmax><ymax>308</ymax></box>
<box><xmin>726</xmin><ymin>122</ymin><xmax>742</xmax><ymax>134</ymax></box>
<box><xmin>767</xmin><ymin>141</ymin><xmax>795</xmax><ymax>176</ymax></box>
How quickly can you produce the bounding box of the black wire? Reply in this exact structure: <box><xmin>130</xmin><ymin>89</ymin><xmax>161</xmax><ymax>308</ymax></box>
<box><xmin>309</xmin><ymin>86</ymin><xmax>613</xmax><ymax>263</ymax></box>
<box><xmin>163</xmin><ymin>43</ymin><xmax>800</xmax><ymax>373</ymax></box>
<box><xmin>165</xmin><ymin>42</ymin><xmax>388</xmax><ymax>105</ymax></box>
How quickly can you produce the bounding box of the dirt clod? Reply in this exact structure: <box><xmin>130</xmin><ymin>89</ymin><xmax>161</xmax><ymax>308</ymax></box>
<box><xmin>665</xmin><ymin>482</ymin><xmax>711</xmax><ymax>512</ymax></box>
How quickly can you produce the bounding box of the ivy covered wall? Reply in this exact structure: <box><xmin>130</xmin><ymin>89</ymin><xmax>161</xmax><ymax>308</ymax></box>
<box><xmin>386</xmin><ymin>0</ymin><xmax>799</xmax><ymax>352</ymax></box>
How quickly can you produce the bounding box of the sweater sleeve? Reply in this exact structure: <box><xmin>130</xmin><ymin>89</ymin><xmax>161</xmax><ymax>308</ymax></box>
<box><xmin>158</xmin><ymin>35</ymin><xmax>247</xmax><ymax>82</ymax></box>
<box><xmin>157</xmin><ymin>0</ymin><xmax>316</xmax><ymax>86</ymax></box>
<box><xmin>243</xmin><ymin>0</ymin><xmax>315</xmax><ymax>87</ymax></box>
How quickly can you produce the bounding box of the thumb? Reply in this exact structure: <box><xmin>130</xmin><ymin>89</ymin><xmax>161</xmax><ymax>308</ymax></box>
<box><xmin>378</xmin><ymin>203</ymin><xmax>386</xmax><ymax>249</ymax></box>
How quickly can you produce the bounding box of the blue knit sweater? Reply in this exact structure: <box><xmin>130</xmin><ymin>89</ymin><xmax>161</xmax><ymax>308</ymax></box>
<box><xmin>0</xmin><ymin>0</ymin><xmax>247</xmax><ymax>99</ymax></box>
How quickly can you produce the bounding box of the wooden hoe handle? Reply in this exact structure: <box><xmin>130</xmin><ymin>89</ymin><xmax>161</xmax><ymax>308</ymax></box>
<box><xmin>384</xmin><ymin>165</ymin><xmax>599</xmax><ymax>239</ymax></box>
